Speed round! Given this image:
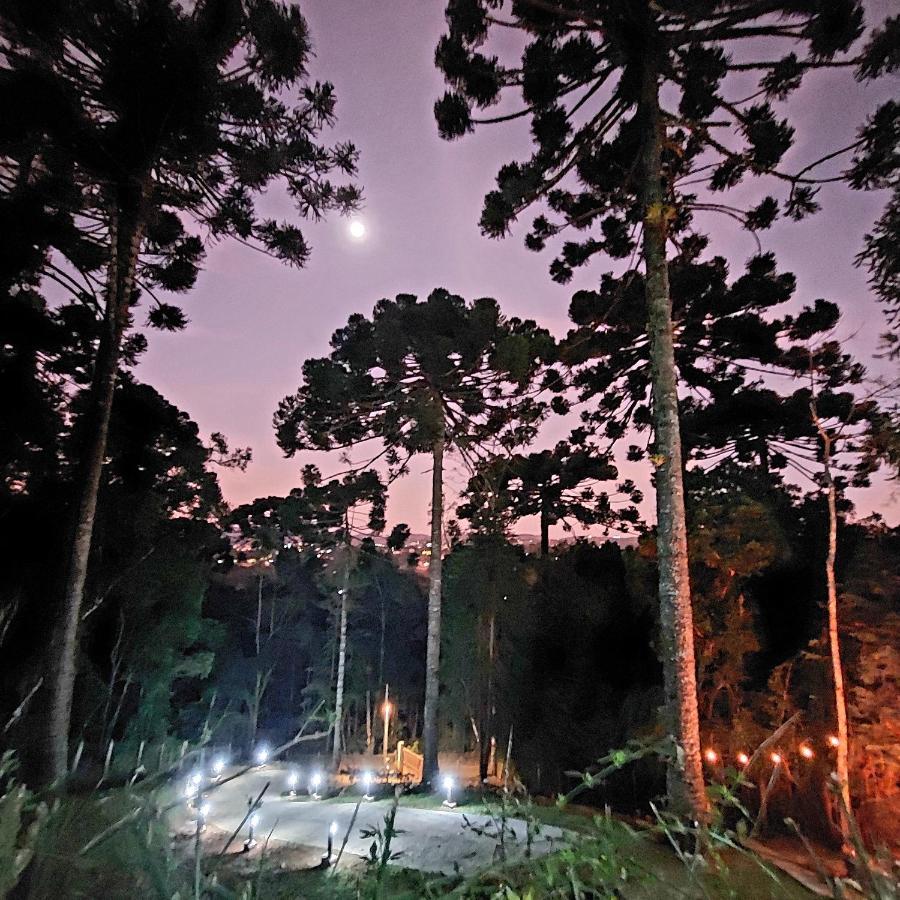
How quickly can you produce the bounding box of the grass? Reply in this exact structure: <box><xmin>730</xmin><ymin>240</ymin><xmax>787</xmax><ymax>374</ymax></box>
<box><xmin>9</xmin><ymin>777</ymin><xmax>819</xmax><ymax>900</ymax></box>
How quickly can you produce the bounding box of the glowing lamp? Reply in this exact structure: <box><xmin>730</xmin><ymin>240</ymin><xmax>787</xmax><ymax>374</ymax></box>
<box><xmin>212</xmin><ymin>758</ymin><xmax>225</xmax><ymax>776</ymax></box>
<box><xmin>442</xmin><ymin>774</ymin><xmax>456</xmax><ymax>808</ymax></box>
<box><xmin>770</xmin><ymin>752</ymin><xmax>782</xmax><ymax>765</ymax></box>
<box><xmin>254</xmin><ymin>745</ymin><xmax>270</xmax><ymax>765</ymax></box>
<box><xmin>799</xmin><ymin>745</ymin><xmax>814</xmax><ymax>760</ymax></box>
<box><xmin>736</xmin><ymin>752</ymin><xmax>750</xmax><ymax>766</ymax></box>
<box><xmin>703</xmin><ymin>749</ymin><xmax>718</xmax><ymax>764</ymax></box>
<box><xmin>827</xmin><ymin>735</ymin><xmax>840</xmax><ymax>748</ymax></box>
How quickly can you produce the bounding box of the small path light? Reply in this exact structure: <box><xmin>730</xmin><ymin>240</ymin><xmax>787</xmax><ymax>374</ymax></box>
<box><xmin>244</xmin><ymin>813</ymin><xmax>259</xmax><ymax>852</ymax></box>
<box><xmin>287</xmin><ymin>770</ymin><xmax>299</xmax><ymax>796</ymax></box>
<box><xmin>361</xmin><ymin>770</ymin><xmax>374</xmax><ymax>801</ymax></box>
<box><xmin>799</xmin><ymin>744</ymin><xmax>815</xmax><ymax>760</ymax></box>
<box><xmin>310</xmin><ymin>771</ymin><xmax>322</xmax><ymax>800</ymax></box>
<box><xmin>212</xmin><ymin>757</ymin><xmax>226</xmax><ymax>778</ymax></box>
<box><xmin>198</xmin><ymin>802</ymin><xmax>211</xmax><ymax>832</ymax></box>
<box><xmin>770</xmin><ymin>752</ymin><xmax>782</xmax><ymax>766</ymax></box>
<box><xmin>442</xmin><ymin>774</ymin><xmax>457</xmax><ymax>809</ymax></box>
<box><xmin>703</xmin><ymin>748</ymin><xmax>718</xmax><ymax>765</ymax></box>
<box><xmin>325</xmin><ymin>820</ymin><xmax>338</xmax><ymax>864</ymax></box>
<box><xmin>254</xmin><ymin>744</ymin><xmax>270</xmax><ymax>767</ymax></box>
<box><xmin>736</xmin><ymin>751</ymin><xmax>750</xmax><ymax>767</ymax></box>
<box><xmin>185</xmin><ymin>772</ymin><xmax>202</xmax><ymax>806</ymax></box>
<box><xmin>827</xmin><ymin>735</ymin><xmax>840</xmax><ymax>748</ymax></box>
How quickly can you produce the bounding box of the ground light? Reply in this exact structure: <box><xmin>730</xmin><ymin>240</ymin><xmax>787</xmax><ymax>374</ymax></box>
<box><xmin>244</xmin><ymin>813</ymin><xmax>259</xmax><ymax>852</ymax></box>
<box><xmin>310</xmin><ymin>771</ymin><xmax>322</xmax><ymax>800</ymax></box>
<box><xmin>441</xmin><ymin>775</ymin><xmax>456</xmax><ymax>809</ymax></box>
<box><xmin>325</xmin><ymin>821</ymin><xmax>338</xmax><ymax>864</ymax></box>
<box><xmin>212</xmin><ymin>757</ymin><xmax>226</xmax><ymax>778</ymax></box>
<box><xmin>198</xmin><ymin>803</ymin><xmax>210</xmax><ymax>832</ymax></box>
<box><xmin>184</xmin><ymin>772</ymin><xmax>202</xmax><ymax>806</ymax></box>
<box><xmin>361</xmin><ymin>770</ymin><xmax>374</xmax><ymax>801</ymax></box>
<box><xmin>287</xmin><ymin>770</ymin><xmax>299</xmax><ymax>796</ymax></box>
<box><xmin>254</xmin><ymin>745</ymin><xmax>270</xmax><ymax>766</ymax></box>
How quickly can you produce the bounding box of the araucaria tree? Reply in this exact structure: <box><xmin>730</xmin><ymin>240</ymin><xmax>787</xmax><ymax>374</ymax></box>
<box><xmin>0</xmin><ymin>0</ymin><xmax>360</xmax><ymax>780</ymax></box>
<box><xmin>435</xmin><ymin>0</ymin><xmax>868</xmax><ymax>822</ymax></box>
<box><xmin>274</xmin><ymin>289</ymin><xmax>555</xmax><ymax>781</ymax></box>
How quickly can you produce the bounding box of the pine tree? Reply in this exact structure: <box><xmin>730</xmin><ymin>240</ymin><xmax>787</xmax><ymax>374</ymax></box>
<box><xmin>0</xmin><ymin>0</ymin><xmax>360</xmax><ymax>781</ymax></box>
<box><xmin>435</xmin><ymin>0</ymin><xmax>867</xmax><ymax>823</ymax></box>
<box><xmin>274</xmin><ymin>289</ymin><xmax>554</xmax><ymax>782</ymax></box>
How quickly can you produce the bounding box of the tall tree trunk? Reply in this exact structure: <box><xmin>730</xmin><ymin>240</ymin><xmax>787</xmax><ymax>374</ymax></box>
<box><xmin>422</xmin><ymin>427</ymin><xmax>445</xmax><ymax>783</ymax></box>
<box><xmin>478</xmin><ymin>611</ymin><xmax>496</xmax><ymax>782</ymax></box>
<box><xmin>813</xmin><ymin>408</ymin><xmax>851</xmax><ymax>843</ymax></box>
<box><xmin>255</xmin><ymin>573</ymin><xmax>263</xmax><ymax>656</ymax></box>
<box><xmin>45</xmin><ymin>194</ymin><xmax>146</xmax><ymax>782</ymax></box>
<box><xmin>639</xmin><ymin>58</ymin><xmax>709</xmax><ymax>825</ymax></box>
<box><xmin>539</xmin><ymin>493</ymin><xmax>550</xmax><ymax>558</ymax></box>
<box><xmin>332</xmin><ymin>548</ymin><xmax>351</xmax><ymax>767</ymax></box>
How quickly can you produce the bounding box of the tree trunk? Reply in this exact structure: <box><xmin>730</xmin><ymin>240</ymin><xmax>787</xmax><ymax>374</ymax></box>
<box><xmin>332</xmin><ymin>549</ymin><xmax>351</xmax><ymax>767</ymax></box>
<box><xmin>255</xmin><ymin>574</ymin><xmax>263</xmax><ymax>657</ymax></box>
<box><xmin>639</xmin><ymin>59</ymin><xmax>709</xmax><ymax>825</ymax></box>
<box><xmin>45</xmin><ymin>194</ymin><xmax>146</xmax><ymax>782</ymax></box>
<box><xmin>814</xmin><ymin>412</ymin><xmax>851</xmax><ymax>843</ymax></box>
<box><xmin>422</xmin><ymin>427</ymin><xmax>445</xmax><ymax>783</ymax></box>
<box><xmin>539</xmin><ymin>493</ymin><xmax>550</xmax><ymax>557</ymax></box>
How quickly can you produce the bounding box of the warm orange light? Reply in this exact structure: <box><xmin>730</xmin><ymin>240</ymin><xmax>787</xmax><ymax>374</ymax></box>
<box><xmin>382</xmin><ymin>702</ymin><xmax>392</xmax><ymax>716</ymax></box>
<box><xmin>827</xmin><ymin>735</ymin><xmax>840</xmax><ymax>748</ymax></box>
<box><xmin>770</xmin><ymin>752</ymin><xmax>782</xmax><ymax>765</ymax></box>
<box><xmin>799</xmin><ymin>745</ymin><xmax>814</xmax><ymax>760</ymax></box>
<box><xmin>736</xmin><ymin>752</ymin><xmax>750</xmax><ymax>766</ymax></box>
<box><xmin>704</xmin><ymin>749</ymin><xmax>718</xmax><ymax>764</ymax></box>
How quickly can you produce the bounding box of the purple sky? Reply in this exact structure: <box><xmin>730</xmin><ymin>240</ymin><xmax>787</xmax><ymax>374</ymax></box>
<box><xmin>138</xmin><ymin>1</ymin><xmax>899</xmax><ymax>534</ymax></box>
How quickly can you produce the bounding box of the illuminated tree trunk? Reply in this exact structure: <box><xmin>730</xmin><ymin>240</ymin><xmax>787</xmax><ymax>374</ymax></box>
<box><xmin>422</xmin><ymin>426</ymin><xmax>445</xmax><ymax>783</ymax></box>
<box><xmin>46</xmin><ymin>194</ymin><xmax>146</xmax><ymax>782</ymax></box>
<box><xmin>640</xmin><ymin>59</ymin><xmax>709</xmax><ymax>825</ymax></box>
<box><xmin>813</xmin><ymin>407</ymin><xmax>851</xmax><ymax>843</ymax></box>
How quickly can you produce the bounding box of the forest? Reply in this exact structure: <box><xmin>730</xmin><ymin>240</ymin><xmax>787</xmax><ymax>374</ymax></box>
<box><xmin>0</xmin><ymin>0</ymin><xmax>899</xmax><ymax>898</ymax></box>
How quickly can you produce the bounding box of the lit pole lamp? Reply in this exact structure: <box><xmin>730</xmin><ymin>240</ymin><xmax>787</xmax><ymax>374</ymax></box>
<box><xmin>244</xmin><ymin>812</ymin><xmax>260</xmax><ymax>852</ymax></box>
<box><xmin>441</xmin><ymin>775</ymin><xmax>456</xmax><ymax>809</ymax></box>
<box><xmin>382</xmin><ymin>700</ymin><xmax>392</xmax><ymax>764</ymax></box>
<box><xmin>309</xmin><ymin>771</ymin><xmax>323</xmax><ymax>800</ymax></box>
<box><xmin>361</xmin><ymin>770</ymin><xmax>374</xmax><ymax>801</ymax></box>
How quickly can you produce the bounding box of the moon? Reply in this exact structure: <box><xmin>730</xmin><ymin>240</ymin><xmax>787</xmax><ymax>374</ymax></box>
<box><xmin>348</xmin><ymin>218</ymin><xmax>366</xmax><ymax>240</ymax></box>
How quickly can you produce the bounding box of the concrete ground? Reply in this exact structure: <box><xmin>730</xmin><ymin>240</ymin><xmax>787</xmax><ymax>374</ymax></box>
<box><xmin>179</xmin><ymin>766</ymin><xmax>565</xmax><ymax>876</ymax></box>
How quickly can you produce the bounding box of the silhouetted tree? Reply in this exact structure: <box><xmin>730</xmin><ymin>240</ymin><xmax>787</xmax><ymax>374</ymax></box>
<box><xmin>435</xmin><ymin>0</ymin><xmax>868</xmax><ymax>822</ymax></box>
<box><xmin>0</xmin><ymin>0</ymin><xmax>361</xmax><ymax>780</ymax></box>
<box><xmin>274</xmin><ymin>289</ymin><xmax>555</xmax><ymax>781</ymax></box>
